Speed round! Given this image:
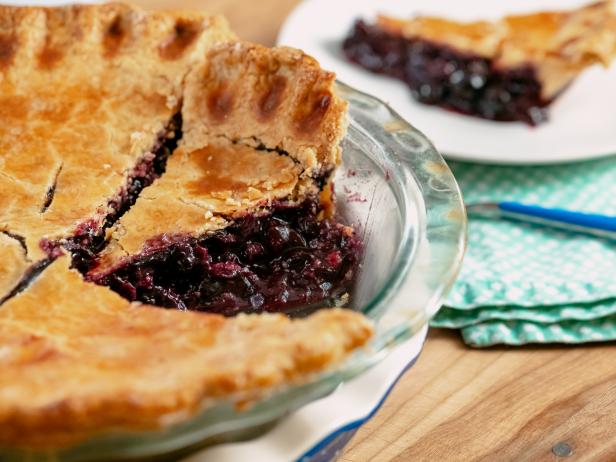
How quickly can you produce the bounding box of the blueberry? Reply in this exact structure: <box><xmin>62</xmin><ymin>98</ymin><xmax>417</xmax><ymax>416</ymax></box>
<box><xmin>250</xmin><ymin>293</ymin><xmax>265</xmax><ymax>308</ymax></box>
<box><xmin>242</xmin><ymin>242</ymin><xmax>265</xmax><ymax>262</ymax></box>
<box><xmin>210</xmin><ymin>262</ymin><xmax>242</xmax><ymax>279</ymax></box>
<box><xmin>266</xmin><ymin>224</ymin><xmax>291</xmax><ymax>251</ymax></box>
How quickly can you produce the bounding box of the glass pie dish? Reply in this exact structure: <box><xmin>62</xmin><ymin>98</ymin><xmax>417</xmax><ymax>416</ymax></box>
<box><xmin>0</xmin><ymin>83</ymin><xmax>466</xmax><ymax>462</ymax></box>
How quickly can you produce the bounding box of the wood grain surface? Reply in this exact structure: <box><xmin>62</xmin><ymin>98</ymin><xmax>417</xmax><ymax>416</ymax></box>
<box><xmin>134</xmin><ymin>1</ymin><xmax>616</xmax><ymax>460</ymax></box>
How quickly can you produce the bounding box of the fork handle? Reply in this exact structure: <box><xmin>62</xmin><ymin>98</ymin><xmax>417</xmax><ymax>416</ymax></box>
<box><xmin>499</xmin><ymin>202</ymin><xmax>616</xmax><ymax>233</ymax></box>
<box><xmin>467</xmin><ymin>202</ymin><xmax>616</xmax><ymax>239</ymax></box>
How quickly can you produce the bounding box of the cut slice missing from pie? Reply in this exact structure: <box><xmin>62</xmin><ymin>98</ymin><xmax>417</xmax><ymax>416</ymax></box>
<box><xmin>342</xmin><ymin>1</ymin><xmax>616</xmax><ymax>125</ymax></box>
<box><xmin>80</xmin><ymin>43</ymin><xmax>358</xmax><ymax>315</ymax></box>
<box><xmin>0</xmin><ymin>3</ymin><xmax>372</xmax><ymax>449</ymax></box>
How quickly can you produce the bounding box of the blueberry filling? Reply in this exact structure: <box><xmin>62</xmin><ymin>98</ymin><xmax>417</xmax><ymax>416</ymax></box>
<box><xmin>88</xmin><ymin>198</ymin><xmax>361</xmax><ymax>315</ymax></box>
<box><xmin>342</xmin><ymin>20</ymin><xmax>550</xmax><ymax>125</ymax></box>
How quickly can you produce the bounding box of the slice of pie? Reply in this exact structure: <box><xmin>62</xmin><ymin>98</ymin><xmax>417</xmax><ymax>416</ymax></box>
<box><xmin>0</xmin><ymin>3</ymin><xmax>372</xmax><ymax>449</ymax></box>
<box><xmin>342</xmin><ymin>1</ymin><xmax>616</xmax><ymax>125</ymax></box>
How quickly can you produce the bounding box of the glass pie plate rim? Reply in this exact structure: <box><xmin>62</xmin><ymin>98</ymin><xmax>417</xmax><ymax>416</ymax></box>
<box><xmin>2</xmin><ymin>82</ymin><xmax>467</xmax><ymax>461</ymax></box>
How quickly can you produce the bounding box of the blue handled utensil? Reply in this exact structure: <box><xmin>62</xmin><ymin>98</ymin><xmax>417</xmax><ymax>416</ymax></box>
<box><xmin>466</xmin><ymin>202</ymin><xmax>616</xmax><ymax>240</ymax></box>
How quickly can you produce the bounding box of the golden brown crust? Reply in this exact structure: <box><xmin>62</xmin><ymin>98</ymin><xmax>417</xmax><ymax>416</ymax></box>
<box><xmin>378</xmin><ymin>1</ymin><xmax>616</xmax><ymax>98</ymax></box>
<box><xmin>0</xmin><ymin>257</ymin><xmax>372</xmax><ymax>448</ymax></box>
<box><xmin>500</xmin><ymin>1</ymin><xmax>616</xmax><ymax>98</ymax></box>
<box><xmin>0</xmin><ymin>3</ymin><xmax>235</xmax><ymax>261</ymax></box>
<box><xmin>182</xmin><ymin>42</ymin><xmax>348</xmax><ymax>177</ymax></box>
<box><xmin>377</xmin><ymin>15</ymin><xmax>503</xmax><ymax>57</ymax></box>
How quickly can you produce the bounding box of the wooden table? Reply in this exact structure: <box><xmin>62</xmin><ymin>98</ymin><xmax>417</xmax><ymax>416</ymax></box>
<box><xmin>137</xmin><ymin>1</ymin><xmax>616</xmax><ymax>460</ymax></box>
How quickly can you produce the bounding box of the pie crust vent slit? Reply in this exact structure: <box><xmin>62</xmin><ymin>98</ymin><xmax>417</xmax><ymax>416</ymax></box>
<box><xmin>0</xmin><ymin>257</ymin><xmax>54</xmax><ymax>306</ymax></box>
<box><xmin>65</xmin><ymin>112</ymin><xmax>183</xmax><ymax>274</ymax></box>
<box><xmin>40</xmin><ymin>163</ymin><xmax>63</xmax><ymax>213</ymax></box>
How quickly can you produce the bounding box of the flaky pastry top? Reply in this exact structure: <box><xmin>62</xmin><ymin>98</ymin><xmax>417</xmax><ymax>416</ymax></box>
<box><xmin>0</xmin><ymin>3</ymin><xmax>235</xmax><ymax>261</ymax></box>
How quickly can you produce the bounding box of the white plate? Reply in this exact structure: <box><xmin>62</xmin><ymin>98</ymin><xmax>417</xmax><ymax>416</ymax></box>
<box><xmin>278</xmin><ymin>0</ymin><xmax>616</xmax><ymax>165</ymax></box>
<box><xmin>184</xmin><ymin>326</ymin><xmax>428</xmax><ymax>462</ymax></box>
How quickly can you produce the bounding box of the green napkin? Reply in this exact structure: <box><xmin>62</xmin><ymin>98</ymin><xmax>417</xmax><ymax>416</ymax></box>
<box><xmin>431</xmin><ymin>156</ymin><xmax>616</xmax><ymax>346</ymax></box>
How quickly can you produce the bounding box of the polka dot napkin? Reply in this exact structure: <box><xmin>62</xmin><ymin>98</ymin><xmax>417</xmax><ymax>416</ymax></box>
<box><xmin>431</xmin><ymin>156</ymin><xmax>616</xmax><ymax>346</ymax></box>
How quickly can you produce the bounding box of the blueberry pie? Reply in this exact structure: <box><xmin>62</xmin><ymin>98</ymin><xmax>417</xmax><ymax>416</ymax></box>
<box><xmin>343</xmin><ymin>1</ymin><xmax>616</xmax><ymax>125</ymax></box>
<box><xmin>0</xmin><ymin>3</ymin><xmax>371</xmax><ymax>448</ymax></box>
